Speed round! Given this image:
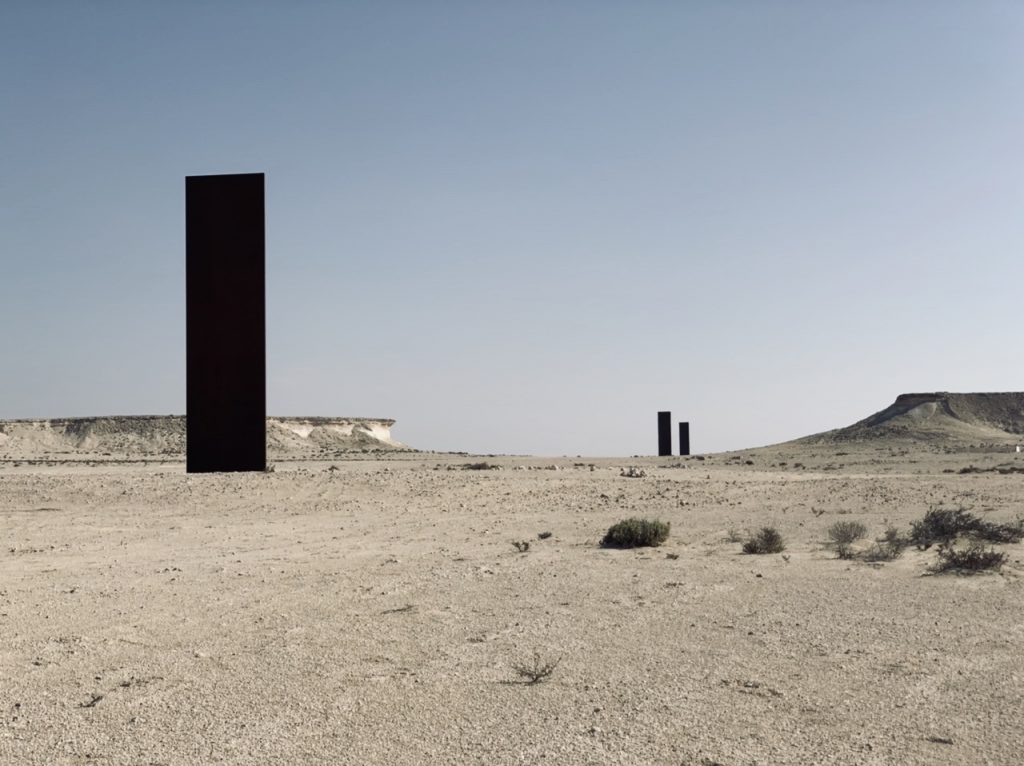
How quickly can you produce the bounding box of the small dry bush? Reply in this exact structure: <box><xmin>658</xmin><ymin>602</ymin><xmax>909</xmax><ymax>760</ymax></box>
<box><xmin>601</xmin><ymin>518</ymin><xmax>670</xmax><ymax>548</ymax></box>
<box><xmin>724</xmin><ymin>528</ymin><xmax>744</xmax><ymax>543</ymax></box>
<box><xmin>861</xmin><ymin>526</ymin><xmax>907</xmax><ymax>562</ymax></box>
<box><xmin>977</xmin><ymin>516</ymin><xmax>1024</xmax><ymax>544</ymax></box>
<box><xmin>910</xmin><ymin>507</ymin><xmax>1023</xmax><ymax>549</ymax></box>
<box><xmin>881</xmin><ymin>525</ymin><xmax>907</xmax><ymax>548</ymax></box>
<box><xmin>827</xmin><ymin>521</ymin><xmax>867</xmax><ymax>559</ymax></box>
<box><xmin>931</xmin><ymin>544</ymin><xmax>1007</xmax><ymax>574</ymax></box>
<box><xmin>511</xmin><ymin>651</ymin><xmax>561</xmax><ymax>684</ymax></box>
<box><xmin>742</xmin><ymin>527</ymin><xmax>786</xmax><ymax>554</ymax></box>
<box><xmin>861</xmin><ymin>544</ymin><xmax>895</xmax><ymax>562</ymax></box>
<box><xmin>910</xmin><ymin>507</ymin><xmax>974</xmax><ymax>547</ymax></box>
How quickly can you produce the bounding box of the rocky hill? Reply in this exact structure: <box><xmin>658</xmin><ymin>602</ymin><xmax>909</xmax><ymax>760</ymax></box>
<box><xmin>799</xmin><ymin>392</ymin><xmax>1024</xmax><ymax>445</ymax></box>
<box><xmin>0</xmin><ymin>416</ymin><xmax>407</xmax><ymax>459</ymax></box>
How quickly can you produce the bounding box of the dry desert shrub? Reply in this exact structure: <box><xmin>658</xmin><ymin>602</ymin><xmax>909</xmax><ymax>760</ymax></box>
<box><xmin>931</xmin><ymin>544</ymin><xmax>1007</xmax><ymax>574</ymax></box>
<box><xmin>976</xmin><ymin>516</ymin><xmax>1024</xmax><ymax>544</ymax></box>
<box><xmin>958</xmin><ymin>464</ymin><xmax>1024</xmax><ymax>475</ymax></box>
<box><xmin>724</xmin><ymin>528</ymin><xmax>744</xmax><ymax>543</ymax></box>
<box><xmin>910</xmin><ymin>507</ymin><xmax>1023</xmax><ymax>549</ymax></box>
<box><xmin>910</xmin><ymin>507</ymin><xmax>978</xmax><ymax>548</ymax></box>
<box><xmin>827</xmin><ymin>520</ymin><xmax>868</xmax><ymax>559</ymax></box>
<box><xmin>512</xmin><ymin>540</ymin><xmax>531</xmax><ymax>553</ymax></box>
<box><xmin>742</xmin><ymin>526</ymin><xmax>786</xmax><ymax>554</ymax></box>
<box><xmin>511</xmin><ymin>651</ymin><xmax>561</xmax><ymax>684</ymax></box>
<box><xmin>861</xmin><ymin>526</ymin><xmax>908</xmax><ymax>562</ymax></box>
<box><xmin>601</xmin><ymin>518</ymin><xmax>670</xmax><ymax>548</ymax></box>
<box><xmin>881</xmin><ymin>524</ymin><xmax>908</xmax><ymax>548</ymax></box>
<box><xmin>861</xmin><ymin>542</ymin><xmax>901</xmax><ymax>562</ymax></box>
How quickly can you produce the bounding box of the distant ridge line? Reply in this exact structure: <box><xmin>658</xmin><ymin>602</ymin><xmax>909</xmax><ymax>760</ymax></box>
<box><xmin>0</xmin><ymin>415</ymin><xmax>407</xmax><ymax>457</ymax></box>
<box><xmin>797</xmin><ymin>392</ymin><xmax>1024</xmax><ymax>445</ymax></box>
<box><xmin>0</xmin><ymin>415</ymin><xmax>395</xmax><ymax>424</ymax></box>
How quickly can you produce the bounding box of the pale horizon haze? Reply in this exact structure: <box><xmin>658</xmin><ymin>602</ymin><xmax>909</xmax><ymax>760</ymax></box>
<box><xmin>2</xmin><ymin>2</ymin><xmax>1022</xmax><ymax>455</ymax></box>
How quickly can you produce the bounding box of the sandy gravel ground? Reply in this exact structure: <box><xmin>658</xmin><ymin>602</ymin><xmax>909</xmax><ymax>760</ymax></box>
<box><xmin>2</xmin><ymin>447</ymin><xmax>1022</xmax><ymax>765</ymax></box>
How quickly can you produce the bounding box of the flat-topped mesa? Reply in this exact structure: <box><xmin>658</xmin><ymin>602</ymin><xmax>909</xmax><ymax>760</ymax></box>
<box><xmin>800</xmin><ymin>392</ymin><xmax>1024</xmax><ymax>445</ymax></box>
<box><xmin>893</xmin><ymin>392</ymin><xmax>950</xmax><ymax>407</ymax></box>
<box><xmin>0</xmin><ymin>415</ymin><xmax>407</xmax><ymax>459</ymax></box>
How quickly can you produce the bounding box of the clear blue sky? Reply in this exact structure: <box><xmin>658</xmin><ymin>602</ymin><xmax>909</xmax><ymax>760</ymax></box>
<box><xmin>2</xmin><ymin>2</ymin><xmax>1021</xmax><ymax>455</ymax></box>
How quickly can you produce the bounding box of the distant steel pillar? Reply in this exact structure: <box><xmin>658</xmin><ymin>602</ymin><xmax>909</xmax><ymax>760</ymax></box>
<box><xmin>679</xmin><ymin>422</ymin><xmax>690</xmax><ymax>456</ymax></box>
<box><xmin>658</xmin><ymin>411</ymin><xmax>672</xmax><ymax>456</ymax></box>
<box><xmin>186</xmin><ymin>172</ymin><xmax>266</xmax><ymax>473</ymax></box>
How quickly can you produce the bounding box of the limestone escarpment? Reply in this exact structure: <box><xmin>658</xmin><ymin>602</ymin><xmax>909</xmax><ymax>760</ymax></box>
<box><xmin>0</xmin><ymin>416</ymin><xmax>407</xmax><ymax>459</ymax></box>
<box><xmin>800</xmin><ymin>392</ymin><xmax>1024</xmax><ymax>445</ymax></box>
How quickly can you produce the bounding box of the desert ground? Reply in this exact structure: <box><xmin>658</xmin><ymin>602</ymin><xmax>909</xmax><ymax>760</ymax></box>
<box><xmin>2</xmin><ymin>437</ymin><xmax>1023</xmax><ymax>766</ymax></box>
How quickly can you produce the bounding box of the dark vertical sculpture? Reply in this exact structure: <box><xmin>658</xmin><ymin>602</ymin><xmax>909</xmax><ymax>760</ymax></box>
<box><xmin>679</xmin><ymin>422</ymin><xmax>690</xmax><ymax>456</ymax></box>
<box><xmin>186</xmin><ymin>173</ymin><xmax>266</xmax><ymax>473</ymax></box>
<box><xmin>657</xmin><ymin>411</ymin><xmax>672</xmax><ymax>456</ymax></box>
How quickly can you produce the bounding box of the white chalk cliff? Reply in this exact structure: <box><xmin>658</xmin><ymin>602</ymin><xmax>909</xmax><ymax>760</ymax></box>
<box><xmin>0</xmin><ymin>416</ymin><xmax>406</xmax><ymax>459</ymax></box>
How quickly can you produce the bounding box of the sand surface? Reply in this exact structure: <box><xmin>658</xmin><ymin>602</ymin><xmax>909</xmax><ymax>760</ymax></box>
<box><xmin>2</xmin><ymin>447</ymin><xmax>1023</xmax><ymax>765</ymax></box>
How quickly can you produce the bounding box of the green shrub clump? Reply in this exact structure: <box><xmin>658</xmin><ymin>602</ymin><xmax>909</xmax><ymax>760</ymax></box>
<box><xmin>601</xmin><ymin>518</ymin><xmax>670</xmax><ymax>548</ymax></box>
<box><xmin>742</xmin><ymin>527</ymin><xmax>786</xmax><ymax>554</ymax></box>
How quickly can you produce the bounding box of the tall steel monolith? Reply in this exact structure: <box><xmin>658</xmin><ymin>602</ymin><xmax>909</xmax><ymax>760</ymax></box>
<box><xmin>657</xmin><ymin>411</ymin><xmax>672</xmax><ymax>456</ymax></box>
<box><xmin>186</xmin><ymin>173</ymin><xmax>266</xmax><ymax>473</ymax></box>
<box><xmin>679</xmin><ymin>422</ymin><xmax>690</xmax><ymax>456</ymax></box>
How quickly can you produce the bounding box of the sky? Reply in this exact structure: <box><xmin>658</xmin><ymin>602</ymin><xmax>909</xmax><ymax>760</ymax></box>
<box><xmin>2</xmin><ymin>1</ymin><xmax>1022</xmax><ymax>456</ymax></box>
